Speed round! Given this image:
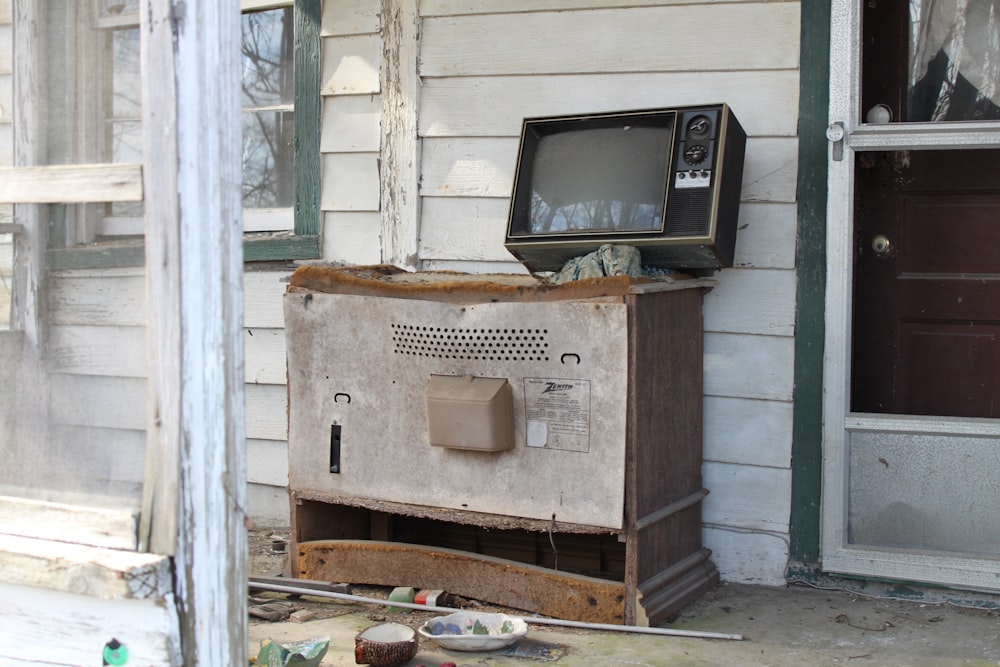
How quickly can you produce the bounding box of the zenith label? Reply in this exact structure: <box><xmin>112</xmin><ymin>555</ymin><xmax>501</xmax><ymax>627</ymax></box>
<box><xmin>523</xmin><ymin>378</ymin><xmax>591</xmax><ymax>452</ymax></box>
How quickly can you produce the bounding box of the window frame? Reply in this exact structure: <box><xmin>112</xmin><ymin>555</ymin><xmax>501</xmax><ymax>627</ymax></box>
<box><xmin>43</xmin><ymin>0</ymin><xmax>321</xmax><ymax>270</ymax></box>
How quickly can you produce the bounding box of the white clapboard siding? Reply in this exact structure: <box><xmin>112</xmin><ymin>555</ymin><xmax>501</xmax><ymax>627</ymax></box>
<box><xmin>0</xmin><ymin>581</ymin><xmax>178</xmax><ymax>666</ymax></box>
<box><xmin>49</xmin><ymin>325</ymin><xmax>147</xmax><ymax>377</ymax></box>
<box><xmin>704</xmin><ymin>332</ymin><xmax>794</xmax><ymax>402</ymax></box>
<box><xmin>419</xmin><ymin>71</ymin><xmax>800</xmax><ymax>138</ymax></box>
<box><xmin>246</xmin><ymin>383</ymin><xmax>290</xmax><ymax>442</ymax></box>
<box><xmin>0</xmin><ymin>123</ymin><xmax>10</xmax><ymax>165</ymax></box>
<box><xmin>244</xmin><ymin>328</ymin><xmax>287</xmax><ymax>385</ymax></box>
<box><xmin>418</xmin><ymin>197</ymin><xmax>512</xmax><ymax>262</ymax></box>
<box><xmin>731</xmin><ymin>203</ymin><xmax>796</xmax><ymax>270</ymax></box>
<box><xmin>48</xmin><ymin>425</ymin><xmax>146</xmax><ymax>485</ymax></box>
<box><xmin>418</xmin><ymin>197</ymin><xmax>796</xmax><ymax>270</ymax></box>
<box><xmin>244</xmin><ymin>270</ymin><xmax>289</xmax><ymax>329</ymax></box>
<box><xmin>703</xmin><ymin>396</ymin><xmax>793</xmax><ymax>469</ymax></box>
<box><xmin>419</xmin><ymin>137</ymin><xmax>797</xmax><ymax>204</ymax></box>
<box><xmin>702</xmin><ymin>526</ymin><xmax>790</xmax><ymax>587</ymax></box>
<box><xmin>421</xmin><ymin>0</ymin><xmax>771</xmax><ymax>16</ymax></box>
<box><xmin>0</xmin><ymin>0</ymin><xmax>9</xmax><ymax>24</ymax></box>
<box><xmin>421</xmin><ymin>258</ymin><xmax>530</xmax><ymax>274</ymax></box>
<box><xmin>702</xmin><ymin>461</ymin><xmax>791</xmax><ymax>533</ymax></box>
<box><xmin>321</xmin><ymin>34</ymin><xmax>381</xmax><ymax>96</ymax></box>
<box><xmin>247</xmin><ymin>483</ymin><xmax>290</xmax><ymax>526</ymax></box>
<box><xmin>48</xmin><ymin>274</ymin><xmax>147</xmax><ymax>326</ymax></box>
<box><xmin>322</xmin><ymin>211</ymin><xmax>383</xmax><ymax>264</ymax></box>
<box><xmin>322</xmin><ymin>0</ymin><xmax>379</xmax><ymax>36</ymax></box>
<box><xmin>321</xmin><ymin>95</ymin><xmax>381</xmax><ymax>152</ymax></box>
<box><xmin>703</xmin><ymin>269</ymin><xmax>796</xmax><ymax>337</ymax></box>
<box><xmin>321</xmin><ymin>152</ymin><xmax>380</xmax><ymax>211</ymax></box>
<box><xmin>247</xmin><ymin>438</ymin><xmax>289</xmax><ymax>488</ymax></box>
<box><xmin>49</xmin><ymin>374</ymin><xmax>146</xmax><ymax>431</ymax></box>
<box><xmin>419</xmin><ymin>5</ymin><xmax>800</xmax><ymax>76</ymax></box>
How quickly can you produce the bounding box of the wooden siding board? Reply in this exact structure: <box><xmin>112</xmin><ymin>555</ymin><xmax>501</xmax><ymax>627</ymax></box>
<box><xmin>420</xmin><ymin>0</ymin><xmax>772</xmax><ymax>16</ymax></box>
<box><xmin>320</xmin><ymin>95</ymin><xmax>381</xmax><ymax>152</ymax></box>
<box><xmin>702</xmin><ymin>525</ymin><xmax>789</xmax><ymax>586</ymax></box>
<box><xmin>731</xmin><ymin>203</ymin><xmax>797</xmax><ymax>270</ymax></box>
<box><xmin>419</xmin><ymin>5</ymin><xmax>800</xmax><ymax>76</ymax></box>
<box><xmin>703</xmin><ymin>396</ymin><xmax>793</xmax><ymax>469</ymax></box>
<box><xmin>49</xmin><ymin>325</ymin><xmax>147</xmax><ymax>377</ymax></box>
<box><xmin>244</xmin><ymin>328</ymin><xmax>287</xmax><ymax>385</ymax></box>
<box><xmin>321</xmin><ymin>0</ymin><xmax>379</xmax><ymax>36</ymax></box>
<box><xmin>320</xmin><ymin>152</ymin><xmax>380</xmax><ymax>211</ymax></box>
<box><xmin>702</xmin><ymin>461</ymin><xmax>791</xmax><ymax>533</ymax></box>
<box><xmin>418</xmin><ymin>197</ymin><xmax>796</xmax><ymax>270</ymax></box>
<box><xmin>704</xmin><ymin>269</ymin><xmax>796</xmax><ymax>337</ymax></box>
<box><xmin>419</xmin><ymin>136</ymin><xmax>797</xmax><ymax>203</ymax></box>
<box><xmin>419</xmin><ymin>71</ymin><xmax>800</xmax><ymax>138</ymax></box>
<box><xmin>243</xmin><ymin>270</ymin><xmax>289</xmax><ymax>329</ymax></box>
<box><xmin>50</xmin><ymin>375</ymin><xmax>146</xmax><ymax>431</ymax></box>
<box><xmin>321</xmin><ymin>211</ymin><xmax>382</xmax><ymax>264</ymax></box>
<box><xmin>247</xmin><ymin>438</ymin><xmax>289</xmax><ymax>488</ymax></box>
<box><xmin>246</xmin><ymin>383</ymin><xmax>290</xmax><ymax>441</ymax></box>
<box><xmin>0</xmin><ymin>582</ymin><xmax>179</xmax><ymax>665</ymax></box>
<box><xmin>321</xmin><ymin>34</ymin><xmax>381</xmax><ymax>95</ymax></box>
<box><xmin>49</xmin><ymin>274</ymin><xmax>147</xmax><ymax>326</ymax></box>
<box><xmin>704</xmin><ymin>332</ymin><xmax>794</xmax><ymax>402</ymax></box>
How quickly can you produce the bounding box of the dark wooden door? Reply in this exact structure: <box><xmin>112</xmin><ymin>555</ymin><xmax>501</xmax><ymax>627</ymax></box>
<box><xmin>852</xmin><ymin>1</ymin><xmax>1000</xmax><ymax>418</ymax></box>
<box><xmin>852</xmin><ymin>149</ymin><xmax>1000</xmax><ymax>418</ymax></box>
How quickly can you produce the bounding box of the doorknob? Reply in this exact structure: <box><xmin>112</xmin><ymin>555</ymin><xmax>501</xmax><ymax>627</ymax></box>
<box><xmin>872</xmin><ymin>234</ymin><xmax>891</xmax><ymax>254</ymax></box>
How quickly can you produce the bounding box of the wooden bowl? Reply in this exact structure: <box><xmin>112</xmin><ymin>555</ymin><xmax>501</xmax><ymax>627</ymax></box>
<box><xmin>354</xmin><ymin>622</ymin><xmax>418</xmax><ymax>667</ymax></box>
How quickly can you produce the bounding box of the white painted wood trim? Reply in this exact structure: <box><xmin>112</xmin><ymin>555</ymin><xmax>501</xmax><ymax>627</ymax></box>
<box><xmin>821</xmin><ymin>0</ymin><xmax>860</xmax><ymax>568</ymax></box>
<box><xmin>0</xmin><ymin>163</ymin><xmax>143</xmax><ymax>203</ymax></box>
<box><xmin>140</xmin><ymin>0</ymin><xmax>247</xmax><ymax>664</ymax></box>
<box><xmin>0</xmin><ymin>581</ymin><xmax>180</xmax><ymax>666</ymax></box>
<box><xmin>0</xmin><ymin>534</ymin><xmax>171</xmax><ymax>599</ymax></box>
<box><xmin>0</xmin><ymin>494</ymin><xmax>137</xmax><ymax>549</ymax></box>
<box><xmin>379</xmin><ymin>0</ymin><xmax>421</xmax><ymax>269</ymax></box>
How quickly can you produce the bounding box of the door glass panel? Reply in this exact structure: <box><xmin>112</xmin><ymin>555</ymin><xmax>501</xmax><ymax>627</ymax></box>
<box><xmin>863</xmin><ymin>0</ymin><xmax>1000</xmax><ymax>122</ymax></box>
<box><xmin>909</xmin><ymin>0</ymin><xmax>1000</xmax><ymax>121</ymax></box>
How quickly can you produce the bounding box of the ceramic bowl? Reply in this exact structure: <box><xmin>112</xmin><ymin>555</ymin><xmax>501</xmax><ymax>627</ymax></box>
<box><xmin>354</xmin><ymin>622</ymin><xmax>418</xmax><ymax>667</ymax></box>
<box><xmin>417</xmin><ymin>611</ymin><xmax>528</xmax><ymax>651</ymax></box>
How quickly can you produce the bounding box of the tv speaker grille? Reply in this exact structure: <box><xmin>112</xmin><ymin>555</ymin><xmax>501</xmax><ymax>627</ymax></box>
<box><xmin>665</xmin><ymin>189</ymin><xmax>711</xmax><ymax>236</ymax></box>
<box><xmin>391</xmin><ymin>323</ymin><xmax>550</xmax><ymax>361</ymax></box>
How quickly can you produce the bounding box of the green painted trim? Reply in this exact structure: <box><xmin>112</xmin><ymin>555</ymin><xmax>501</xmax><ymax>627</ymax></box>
<box><xmin>789</xmin><ymin>0</ymin><xmax>831</xmax><ymax>563</ymax></box>
<box><xmin>293</xmin><ymin>0</ymin><xmax>322</xmax><ymax>239</ymax></box>
<box><xmin>244</xmin><ymin>233</ymin><xmax>320</xmax><ymax>261</ymax></box>
<box><xmin>47</xmin><ymin>234</ymin><xmax>320</xmax><ymax>270</ymax></box>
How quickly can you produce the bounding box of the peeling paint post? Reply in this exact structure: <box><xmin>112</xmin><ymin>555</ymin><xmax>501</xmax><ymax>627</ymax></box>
<box><xmin>140</xmin><ymin>0</ymin><xmax>247</xmax><ymax>665</ymax></box>
<box><xmin>380</xmin><ymin>0</ymin><xmax>422</xmax><ymax>269</ymax></box>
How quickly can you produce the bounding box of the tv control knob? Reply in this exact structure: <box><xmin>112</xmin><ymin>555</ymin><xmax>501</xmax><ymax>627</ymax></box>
<box><xmin>687</xmin><ymin>115</ymin><xmax>711</xmax><ymax>138</ymax></box>
<box><xmin>683</xmin><ymin>144</ymin><xmax>708</xmax><ymax>166</ymax></box>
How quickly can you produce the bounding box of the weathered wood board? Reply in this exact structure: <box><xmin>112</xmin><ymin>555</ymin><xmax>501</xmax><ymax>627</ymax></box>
<box><xmin>299</xmin><ymin>539</ymin><xmax>628</xmax><ymax>624</ymax></box>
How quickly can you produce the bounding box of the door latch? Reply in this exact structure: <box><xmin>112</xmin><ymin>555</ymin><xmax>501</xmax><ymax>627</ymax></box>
<box><xmin>826</xmin><ymin>122</ymin><xmax>846</xmax><ymax>162</ymax></box>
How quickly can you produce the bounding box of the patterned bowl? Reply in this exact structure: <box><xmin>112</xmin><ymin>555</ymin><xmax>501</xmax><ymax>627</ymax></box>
<box><xmin>354</xmin><ymin>622</ymin><xmax>418</xmax><ymax>667</ymax></box>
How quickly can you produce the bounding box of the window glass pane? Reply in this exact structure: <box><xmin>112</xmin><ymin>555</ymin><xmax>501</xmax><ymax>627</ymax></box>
<box><xmin>242</xmin><ymin>110</ymin><xmax>294</xmax><ymax>208</ymax></box>
<box><xmin>113</xmin><ymin>29</ymin><xmax>141</xmax><ymax>119</ymax></box>
<box><xmin>242</xmin><ymin>8</ymin><xmax>295</xmax><ymax>108</ymax></box>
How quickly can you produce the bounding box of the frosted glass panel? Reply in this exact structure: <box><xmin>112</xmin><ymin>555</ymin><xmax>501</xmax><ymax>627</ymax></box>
<box><xmin>849</xmin><ymin>430</ymin><xmax>1000</xmax><ymax>555</ymax></box>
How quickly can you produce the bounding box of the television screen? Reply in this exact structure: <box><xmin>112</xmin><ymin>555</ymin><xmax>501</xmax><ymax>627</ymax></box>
<box><xmin>505</xmin><ymin>105</ymin><xmax>746</xmax><ymax>274</ymax></box>
<box><xmin>527</xmin><ymin>125</ymin><xmax>672</xmax><ymax>235</ymax></box>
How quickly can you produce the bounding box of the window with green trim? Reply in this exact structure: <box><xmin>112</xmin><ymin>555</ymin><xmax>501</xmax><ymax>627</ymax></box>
<box><xmin>44</xmin><ymin>0</ymin><xmax>321</xmax><ymax>269</ymax></box>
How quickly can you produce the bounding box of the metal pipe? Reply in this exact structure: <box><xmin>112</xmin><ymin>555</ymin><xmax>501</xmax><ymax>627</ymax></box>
<box><xmin>248</xmin><ymin>581</ymin><xmax>745</xmax><ymax>641</ymax></box>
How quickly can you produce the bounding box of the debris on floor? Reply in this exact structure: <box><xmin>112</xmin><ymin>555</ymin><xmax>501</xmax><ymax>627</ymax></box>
<box><xmin>251</xmin><ymin>637</ymin><xmax>329</xmax><ymax>667</ymax></box>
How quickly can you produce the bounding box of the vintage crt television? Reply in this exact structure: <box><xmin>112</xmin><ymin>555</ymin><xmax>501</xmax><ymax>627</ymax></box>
<box><xmin>504</xmin><ymin>104</ymin><xmax>746</xmax><ymax>274</ymax></box>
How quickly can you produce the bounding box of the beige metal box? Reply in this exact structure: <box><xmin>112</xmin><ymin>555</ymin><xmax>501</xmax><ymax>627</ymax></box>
<box><xmin>425</xmin><ymin>374</ymin><xmax>514</xmax><ymax>451</ymax></box>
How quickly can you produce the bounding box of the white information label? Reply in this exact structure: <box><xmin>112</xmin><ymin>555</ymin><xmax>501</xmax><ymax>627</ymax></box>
<box><xmin>522</xmin><ymin>378</ymin><xmax>591</xmax><ymax>452</ymax></box>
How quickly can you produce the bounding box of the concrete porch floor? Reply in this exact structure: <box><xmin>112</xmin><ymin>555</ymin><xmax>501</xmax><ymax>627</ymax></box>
<box><xmin>247</xmin><ymin>581</ymin><xmax>1000</xmax><ymax>666</ymax></box>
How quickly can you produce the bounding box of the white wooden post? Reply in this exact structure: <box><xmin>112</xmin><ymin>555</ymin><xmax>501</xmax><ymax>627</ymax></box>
<box><xmin>139</xmin><ymin>1</ymin><xmax>247</xmax><ymax>664</ymax></box>
<box><xmin>380</xmin><ymin>0</ymin><xmax>421</xmax><ymax>269</ymax></box>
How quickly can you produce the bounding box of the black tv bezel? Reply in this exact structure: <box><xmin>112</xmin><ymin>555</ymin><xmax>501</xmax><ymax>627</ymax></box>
<box><xmin>505</xmin><ymin>108</ymin><xmax>679</xmax><ymax>243</ymax></box>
